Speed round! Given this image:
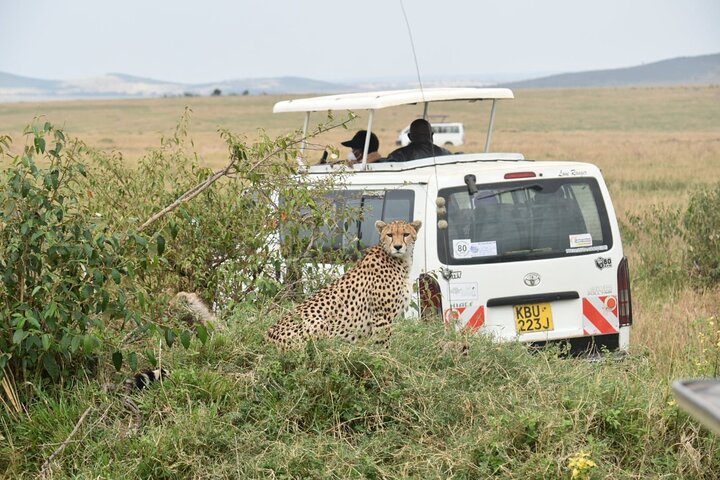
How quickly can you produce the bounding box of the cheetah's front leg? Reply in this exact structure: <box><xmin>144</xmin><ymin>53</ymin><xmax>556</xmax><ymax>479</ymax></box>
<box><xmin>372</xmin><ymin>318</ymin><xmax>393</xmax><ymax>348</ymax></box>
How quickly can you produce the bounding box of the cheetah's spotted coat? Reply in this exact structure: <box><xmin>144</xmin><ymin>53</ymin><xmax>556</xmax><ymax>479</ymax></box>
<box><xmin>266</xmin><ymin>219</ymin><xmax>422</xmax><ymax>349</ymax></box>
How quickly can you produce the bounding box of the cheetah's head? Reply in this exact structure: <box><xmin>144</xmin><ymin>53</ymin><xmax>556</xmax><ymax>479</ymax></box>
<box><xmin>375</xmin><ymin>220</ymin><xmax>422</xmax><ymax>259</ymax></box>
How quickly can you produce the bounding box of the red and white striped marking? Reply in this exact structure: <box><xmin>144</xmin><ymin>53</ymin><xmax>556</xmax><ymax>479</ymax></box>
<box><xmin>446</xmin><ymin>297</ymin><xmax>618</xmax><ymax>337</ymax></box>
<box><xmin>582</xmin><ymin>296</ymin><xmax>618</xmax><ymax>335</ymax></box>
<box><xmin>444</xmin><ymin>305</ymin><xmax>485</xmax><ymax>332</ymax></box>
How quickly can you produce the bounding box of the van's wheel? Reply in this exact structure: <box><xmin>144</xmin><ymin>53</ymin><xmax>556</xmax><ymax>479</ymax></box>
<box><xmin>444</xmin><ymin>142</ymin><xmax>453</xmax><ymax>147</ymax></box>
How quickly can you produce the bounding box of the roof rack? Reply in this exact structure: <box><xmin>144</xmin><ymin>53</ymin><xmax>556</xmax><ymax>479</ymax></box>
<box><xmin>273</xmin><ymin>87</ymin><xmax>514</xmax><ymax>169</ymax></box>
<box><xmin>304</xmin><ymin>152</ymin><xmax>527</xmax><ymax>174</ymax></box>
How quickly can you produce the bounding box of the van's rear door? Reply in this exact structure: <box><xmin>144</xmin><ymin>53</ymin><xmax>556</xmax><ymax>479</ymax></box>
<box><xmin>437</xmin><ymin>172</ymin><xmax>622</xmax><ymax>343</ymax></box>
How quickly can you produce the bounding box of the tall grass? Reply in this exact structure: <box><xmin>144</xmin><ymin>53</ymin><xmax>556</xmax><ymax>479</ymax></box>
<box><xmin>2</xmin><ymin>318</ymin><xmax>719</xmax><ymax>479</ymax></box>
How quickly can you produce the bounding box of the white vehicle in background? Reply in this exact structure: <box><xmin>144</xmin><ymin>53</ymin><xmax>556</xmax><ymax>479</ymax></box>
<box><xmin>273</xmin><ymin>87</ymin><xmax>633</xmax><ymax>352</ymax></box>
<box><xmin>397</xmin><ymin>121</ymin><xmax>465</xmax><ymax>147</ymax></box>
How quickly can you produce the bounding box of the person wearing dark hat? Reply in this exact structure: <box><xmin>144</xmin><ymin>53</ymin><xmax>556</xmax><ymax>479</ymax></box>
<box><xmin>385</xmin><ymin>118</ymin><xmax>452</xmax><ymax>162</ymax></box>
<box><xmin>342</xmin><ymin>130</ymin><xmax>382</xmax><ymax>165</ymax></box>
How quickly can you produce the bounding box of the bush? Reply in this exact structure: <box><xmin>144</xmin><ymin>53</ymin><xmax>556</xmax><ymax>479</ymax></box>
<box><xmin>77</xmin><ymin>110</ymin><xmax>358</xmax><ymax>307</ymax></box>
<box><xmin>621</xmin><ymin>205</ymin><xmax>685</xmax><ymax>291</ymax></box>
<box><xmin>623</xmin><ymin>182</ymin><xmax>720</xmax><ymax>291</ymax></box>
<box><xmin>0</xmin><ymin>123</ymin><xmax>152</xmax><ymax>389</ymax></box>
<box><xmin>0</xmin><ymin>113</ymin><xmax>359</xmax><ymax>399</ymax></box>
<box><xmin>684</xmin><ymin>182</ymin><xmax>720</xmax><ymax>286</ymax></box>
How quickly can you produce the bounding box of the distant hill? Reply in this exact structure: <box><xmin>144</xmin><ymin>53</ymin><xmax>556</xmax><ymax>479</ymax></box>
<box><xmin>0</xmin><ymin>73</ymin><xmax>354</xmax><ymax>102</ymax></box>
<box><xmin>193</xmin><ymin>76</ymin><xmax>354</xmax><ymax>95</ymax></box>
<box><xmin>0</xmin><ymin>71</ymin><xmax>62</xmax><ymax>89</ymax></box>
<box><xmin>2</xmin><ymin>53</ymin><xmax>718</xmax><ymax>102</ymax></box>
<box><xmin>504</xmin><ymin>53</ymin><xmax>720</xmax><ymax>88</ymax></box>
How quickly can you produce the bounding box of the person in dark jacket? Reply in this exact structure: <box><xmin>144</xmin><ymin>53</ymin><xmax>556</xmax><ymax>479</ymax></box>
<box><xmin>385</xmin><ymin>118</ymin><xmax>452</xmax><ymax>162</ymax></box>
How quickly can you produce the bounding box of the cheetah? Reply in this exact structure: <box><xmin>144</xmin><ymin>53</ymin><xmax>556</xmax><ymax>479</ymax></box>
<box><xmin>167</xmin><ymin>291</ymin><xmax>216</xmax><ymax>327</ymax></box>
<box><xmin>266</xmin><ymin>219</ymin><xmax>422</xmax><ymax>349</ymax></box>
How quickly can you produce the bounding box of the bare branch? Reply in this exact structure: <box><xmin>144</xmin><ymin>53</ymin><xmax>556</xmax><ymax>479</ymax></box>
<box><xmin>137</xmin><ymin>116</ymin><xmax>354</xmax><ymax>233</ymax></box>
<box><xmin>38</xmin><ymin>406</ymin><xmax>93</xmax><ymax>479</ymax></box>
<box><xmin>137</xmin><ymin>162</ymin><xmax>233</xmax><ymax>232</ymax></box>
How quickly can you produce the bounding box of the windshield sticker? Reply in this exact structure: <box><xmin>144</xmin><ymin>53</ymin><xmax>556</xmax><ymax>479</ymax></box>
<box><xmin>453</xmin><ymin>239</ymin><xmax>471</xmax><ymax>258</ymax></box>
<box><xmin>449</xmin><ymin>282</ymin><xmax>478</xmax><ymax>301</ymax></box>
<box><xmin>470</xmin><ymin>241</ymin><xmax>497</xmax><ymax>257</ymax></box>
<box><xmin>565</xmin><ymin>245</ymin><xmax>609</xmax><ymax>254</ymax></box>
<box><xmin>569</xmin><ymin>233</ymin><xmax>593</xmax><ymax>248</ymax></box>
<box><xmin>454</xmin><ymin>239</ymin><xmax>498</xmax><ymax>258</ymax></box>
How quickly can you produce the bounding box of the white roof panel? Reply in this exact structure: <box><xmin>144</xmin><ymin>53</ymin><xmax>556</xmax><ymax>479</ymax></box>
<box><xmin>273</xmin><ymin>87</ymin><xmax>514</xmax><ymax>113</ymax></box>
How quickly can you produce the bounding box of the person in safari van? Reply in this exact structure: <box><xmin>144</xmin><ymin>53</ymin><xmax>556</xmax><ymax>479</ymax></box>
<box><xmin>342</xmin><ymin>130</ymin><xmax>382</xmax><ymax>165</ymax></box>
<box><xmin>386</xmin><ymin>118</ymin><xmax>452</xmax><ymax>162</ymax></box>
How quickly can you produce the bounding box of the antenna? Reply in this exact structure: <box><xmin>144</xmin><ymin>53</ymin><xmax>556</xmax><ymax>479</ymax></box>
<box><xmin>400</xmin><ymin>0</ymin><xmax>457</xmax><ymax>318</ymax></box>
<box><xmin>399</xmin><ymin>0</ymin><xmax>425</xmax><ymax>103</ymax></box>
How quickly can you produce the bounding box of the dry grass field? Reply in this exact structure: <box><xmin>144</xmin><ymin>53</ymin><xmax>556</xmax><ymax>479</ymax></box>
<box><xmin>1</xmin><ymin>86</ymin><xmax>718</xmax><ymax>211</ymax></box>
<box><xmin>1</xmin><ymin>85</ymin><xmax>719</xmax><ymax>370</ymax></box>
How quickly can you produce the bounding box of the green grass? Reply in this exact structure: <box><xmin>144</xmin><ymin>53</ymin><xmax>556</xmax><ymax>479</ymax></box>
<box><xmin>3</xmin><ymin>316</ymin><xmax>718</xmax><ymax>479</ymax></box>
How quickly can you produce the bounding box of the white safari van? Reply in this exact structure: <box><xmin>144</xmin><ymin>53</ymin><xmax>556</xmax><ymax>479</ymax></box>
<box><xmin>273</xmin><ymin>88</ymin><xmax>632</xmax><ymax>352</ymax></box>
<box><xmin>397</xmin><ymin>122</ymin><xmax>464</xmax><ymax>147</ymax></box>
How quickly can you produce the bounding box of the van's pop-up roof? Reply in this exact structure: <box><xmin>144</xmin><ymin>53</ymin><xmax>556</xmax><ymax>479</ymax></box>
<box><xmin>273</xmin><ymin>87</ymin><xmax>513</xmax><ymax>112</ymax></box>
<box><xmin>272</xmin><ymin>87</ymin><xmax>514</xmax><ymax>168</ymax></box>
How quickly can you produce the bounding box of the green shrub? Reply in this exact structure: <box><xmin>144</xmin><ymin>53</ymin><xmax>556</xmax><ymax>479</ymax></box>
<box><xmin>1</xmin><ymin>113</ymin><xmax>359</xmax><ymax>399</ymax></box>
<box><xmin>684</xmin><ymin>182</ymin><xmax>720</xmax><ymax>286</ymax></box>
<box><xmin>621</xmin><ymin>205</ymin><xmax>685</xmax><ymax>291</ymax></box>
<box><xmin>78</xmin><ymin>110</ymin><xmax>358</xmax><ymax>306</ymax></box>
<box><xmin>623</xmin><ymin>183</ymin><xmax>720</xmax><ymax>291</ymax></box>
<box><xmin>0</xmin><ymin>123</ymin><xmax>152</xmax><ymax>389</ymax></box>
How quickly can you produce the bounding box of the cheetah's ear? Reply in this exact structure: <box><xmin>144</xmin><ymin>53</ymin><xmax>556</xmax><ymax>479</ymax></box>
<box><xmin>375</xmin><ymin>220</ymin><xmax>387</xmax><ymax>234</ymax></box>
<box><xmin>410</xmin><ymin>220</ymin><xmax>422</xmax><ymax>232</ymax></box>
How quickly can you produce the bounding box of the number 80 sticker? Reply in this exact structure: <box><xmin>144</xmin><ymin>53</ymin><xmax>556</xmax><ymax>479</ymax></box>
<box><xmin>452</xmin><ymin>239</ymin><xmax>471</xmax><ymax>258</ymax></box>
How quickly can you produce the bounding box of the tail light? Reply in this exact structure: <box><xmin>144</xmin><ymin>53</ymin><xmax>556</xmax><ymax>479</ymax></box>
<box><xmin>504</xmin><ymin>172</ymin><xmax>536</xmax><ymax>179</ymax></box>
<box><xmin>419</xmin><ymin>273</ymin><xmax>442</xmax><ymax>320</ymax></box>
<box><xmin>617</xmin><ymin>256</ymin><xmax>633</xmax><ymax>326</ymax></box>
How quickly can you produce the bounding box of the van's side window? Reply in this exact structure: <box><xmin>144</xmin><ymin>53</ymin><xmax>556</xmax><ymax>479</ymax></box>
<box><xmin>357</xmin><ymin>189</ymin><xmax>415</xmax><ymax>249</ymax></box>
<box><xmin>287</xmin><ymin>189</ymin><xmax>415</xmax><ymax>254</ymax></box>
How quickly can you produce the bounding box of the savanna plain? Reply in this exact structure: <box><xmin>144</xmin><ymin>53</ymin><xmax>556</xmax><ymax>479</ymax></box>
<box><xmin>1</xmin><ymin>85</ymin><xmax>720</xmax><ymax>478</ymax></box>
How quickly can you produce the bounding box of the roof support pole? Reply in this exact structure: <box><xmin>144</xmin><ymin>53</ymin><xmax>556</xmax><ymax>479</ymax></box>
<box><xmin>484</xmin><ymin>99</ymin><xmax>497</xmax><ymax>153</ymax></box>
<box><xmin>422</xmin><ymin>102</ymin><xmax>429</xmax><ymax>120</ymax></box>
<box><xmin>299</xmin><ymin>111</ymin><xmax>310</xmax><ymax>166</ymax></box>
<box><xmin>361</xmin><ymin>109</ymin><xmax>375</xmax><ymax>170</ymax></box>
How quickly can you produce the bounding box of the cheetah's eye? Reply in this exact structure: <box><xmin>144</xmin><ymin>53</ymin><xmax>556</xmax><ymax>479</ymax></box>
<box><xmin>403</xmin><ymin>232</ymin><xmax>410</xmax><ymax>238</ymax></box>
<box><xmin>386</xmin><ymin>233</ymin><xmax>393</xmax><ymax>238</ymax></box>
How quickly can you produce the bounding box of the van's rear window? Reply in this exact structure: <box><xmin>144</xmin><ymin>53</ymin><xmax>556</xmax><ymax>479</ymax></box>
<box><xmin>437</xmin><ymin>178</ymin><xmax>613</xmax><ymax>265</ymax></box>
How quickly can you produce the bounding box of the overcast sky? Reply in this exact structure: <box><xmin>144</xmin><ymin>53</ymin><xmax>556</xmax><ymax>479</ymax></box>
<box><xmin>1</xmin><ymin>0</ymin><xmax>718</xmax><ymax>84</ymax></box>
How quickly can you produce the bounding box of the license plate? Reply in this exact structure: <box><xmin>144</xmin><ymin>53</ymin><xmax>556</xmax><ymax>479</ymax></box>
<box><xmin>514</xmin><ymin>303</ymin><xmax>554</xmax><ymax>333</ymax></box>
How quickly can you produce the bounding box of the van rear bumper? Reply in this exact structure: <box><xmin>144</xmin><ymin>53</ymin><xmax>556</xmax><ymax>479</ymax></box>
<box><xmin>528</xmin><ymin>329</ymin><xmax>630</xmax><ymax>354</ymax></box>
